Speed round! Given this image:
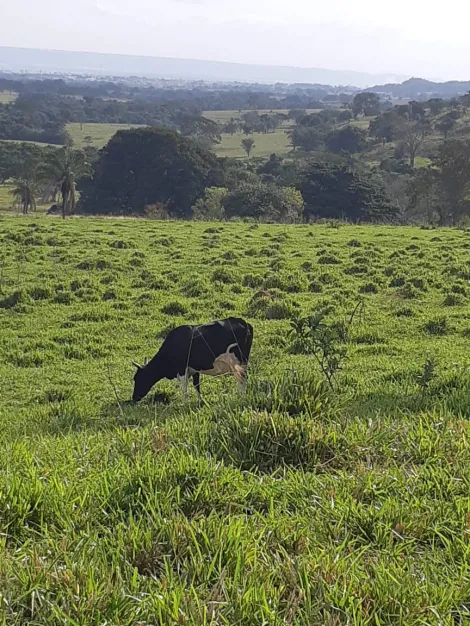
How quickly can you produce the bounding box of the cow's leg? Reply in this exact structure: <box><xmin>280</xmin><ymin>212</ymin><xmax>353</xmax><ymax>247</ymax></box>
<box><xmin>192</xmin><ymin>372</ymin><xmax>202</xmax><ymax>407</ymax></box>
<box><xmin>177</xmin><ymin>372</ymin><xmax>189</xmax><ymax>403</ymax></box>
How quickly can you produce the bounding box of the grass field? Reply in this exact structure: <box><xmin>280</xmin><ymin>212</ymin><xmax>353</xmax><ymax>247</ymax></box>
<box><xmin>202</xmin><ymin>109</ymin><xmax>322</xmax><ymax>124</ymax></box>
<box><xmin>66</xmin><ymin>122</ymin><xmax>145</xmax><ymax>148</ymax></box>
<box><xmin>0</xmin><ymin>91</ymin><xmax>17</xmax><ymax>104</ymax></box>
<box><xmin>0</xmin><ymin>183</ymin><xmax>14</xmax><ymax>209</ymax></box>
<box><xmin>2</xmin><ymin>215</ymin><xmax>470</xmax><ymax>624</ymax></box>
<box><xmin>216</xmin><ymin>130</ymin><xmax>292</xmax><ymax>158</ymax></box>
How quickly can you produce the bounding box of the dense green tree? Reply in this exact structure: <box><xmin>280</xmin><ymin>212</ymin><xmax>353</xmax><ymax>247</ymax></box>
<box><xmin>406</xmin><ymin>168</ymin><xmax>440</xmax><ymax>223</ymax></box>
<box><xmin>192</xmin><ymin>187</ymin><xmax>228</xmax><ymax>220</ymax></box>
<box><xmin>224</xmin><ymin>183</ymin><xmax>304</xmax><ymax>223</ymax></box>
<box><xmin>432</xmin><ymin>139</ymin><xmax>470</xmax><ymax>224</ymax></box>
<box><xmin>436</xmin><ymin>113</ymin><xmax>457</xmax><ymax>139</ymax></box>
<box><xmin>369</xmin><ymin>112</ymin><xmax>399</xmax><ymax>146</ymax></box>
<box><xmin>287</xmin><ymin>127</ymin><xmax>323</xmax><ymax>152</ymax></box>
<box><xmin>326</xmin><ymin>126</ymin><xmax>367</xmax><ymax>154</ymax></box>
<box><xmin>427</xmin><ymin>98</ymin><xmax>445</xmax><ymax>115</ymax></box>
<box><xmin>258</xmin><ymin>153</ymin><xmax>284</xmax><ymax>179</ymax></box>
<box><xmin>298</xmin><ymin>161</ymin><xmax>397</xmax><ymax>222</ymax></box>
<box><xmin>352</xmin><ymin>92</ymin><xmax>381</xmax><ymax>118</ymax></box>
<box><xmin>78</xmin><ymin>128</ymin><xmax>218</xmax><ymax>217</ymax></box>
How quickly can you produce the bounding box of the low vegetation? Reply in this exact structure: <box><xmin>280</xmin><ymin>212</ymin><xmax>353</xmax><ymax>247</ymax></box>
<box><xmin>2</xmin><ymin>216</ymin><xmax>470</xmax><ymax>623</ymax></box>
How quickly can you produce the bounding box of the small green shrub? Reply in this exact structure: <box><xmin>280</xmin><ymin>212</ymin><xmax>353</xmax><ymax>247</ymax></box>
<box><xmin>359</xmin><ymin>282</ymin><xmax>379</xmax><ymax>294</ymax></box>
<box><xmin>161</xmin><ymin>300</ymin><xmax>188</xmax><ymax>316</ymax></box>
<box><xmin>423</xmin><ymin>317</ymin><xmax>449</xmax><ymax>336</ymax></box>
<box><xmin>212</xmin><ymin>268</ymin><xmax>235</xmax><ymax>284</ymax></box>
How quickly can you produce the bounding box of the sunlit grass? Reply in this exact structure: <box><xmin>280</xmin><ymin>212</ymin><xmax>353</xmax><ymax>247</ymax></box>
<box><xmin>1</xmin><ymin>216</ymin><xmax>470</xmax><ymax>624</ymax></box>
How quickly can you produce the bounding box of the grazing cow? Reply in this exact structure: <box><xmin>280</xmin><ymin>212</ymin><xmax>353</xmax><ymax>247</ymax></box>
<box><xmin>132</xmin><ymin>317</ymin><xmax>253</xmax><ymax>403</ymax></box>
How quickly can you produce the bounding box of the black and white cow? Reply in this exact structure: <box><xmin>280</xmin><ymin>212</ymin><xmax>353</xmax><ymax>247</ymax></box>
<box><xmin>132</xmin><ymin>317</ymin><xmax>253</xmax><ymax>403</ymax></box>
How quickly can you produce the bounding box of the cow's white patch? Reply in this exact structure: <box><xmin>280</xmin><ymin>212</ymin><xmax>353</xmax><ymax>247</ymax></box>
<box><xmin>201</xmin><ymin>343</ymin><xmax>242</xmax><ymax>377</ymax></box>
<box><xmin>187</xmin><ymin>343</ymin><xmax>245</xmax><ymax>382</ymax></box>
<box><xmin>177</xmin><ymin>373</ymin><xmax>188</xmax><ymax>402</ymax></box>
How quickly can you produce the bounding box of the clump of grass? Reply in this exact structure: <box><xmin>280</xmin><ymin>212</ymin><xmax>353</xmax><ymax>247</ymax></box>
<box><xmin>389</xmin><ymin>275</ymin><xmax>406</xmax><ymax>288</ymax></box>
<box><xmin>443</xmin><ymin>293</ymin><xmax>465</xmax><ymax>306</ymax></box>
<box><xmin>354</xmin><ymin>333</ymin><xmax>385</xmax><ymax>345</ymax></box>
<box><xmin>243</xmin><ymin>274</ymin><xmax>264</xmax><ymax>288</ymax></box>
<box><xmin>318</xmin><ymin>254</ymin><xmax>341</xmax><ymax>265</ymax></box>
<box><xmin>395</xmin><ymin>306</ymin><xmax>414</xmax><ymax>318</ymax></box>
<box><xmin>212</xmin><ymin>268</ymin><xmax>236</xmax><ymax>284</ymax></box>
<box><xmin>348</xmin><ymin>239</ymin><xmax>362</xmax><ymax>247</ymax></box>
<box><xmin>27</xmin><ymin>285</ymin><xmax>52</xmax><ymax>301</ymax></box>
<box><xmin>265</xmin><ymin>301</ymin><xmax>295</xmax><ymax>320</ymax></box>
<box><xmin>308</xmin><ymin>281</ymin><xmax>323</xmax><ymax>293</ymax></box>
<box><xmin>161</xmin><ymin>300</ymin><xmax>188</xmax><ymax>316</ymax></box>
<box><xmin>398</xmin><ymin>283</ymin><xmax>419</xmax><ymax>299</ymax></box>
<box><xmin>109</xmin><ymin>240</ymin><xmax>133</xmax><ymax>249</ymax></box>
<box><xmin>359</xmin><ymin>282</ymin><xmax>379</xmax><ymax>294</ymax></box>
<box><xmin>423</xmin><ymin>317</ymin><xmax>449</xmax><ymax>336</ymax></box>
<box><xmin>0</xmin><ymin>289</ymin><xmax>33</xmax><ymax>310</ymax></box>
<box><xmin>181</xmin><ymin>277</ymin><xmax>210</xmax><ymax>298</ymax></box>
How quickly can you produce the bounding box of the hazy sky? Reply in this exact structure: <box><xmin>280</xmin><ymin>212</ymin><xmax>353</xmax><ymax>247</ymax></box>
<box><xmin>2</xmin><ymin>0</ymin><xmax>470</xmax><ymax>80</ymax></box>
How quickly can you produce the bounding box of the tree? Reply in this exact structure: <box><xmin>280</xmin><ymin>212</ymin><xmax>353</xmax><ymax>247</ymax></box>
<box><xmin>37</xmin><ymin>147</ymin><xmax>90</xmax><ymax>219</ymax></box>
<box><xmin>369</xmin><ymin>112</ymin><xmax>399</xmax><ymax>146</ymax></box>
<box><xmin>287</xmin><ymin>127</ymin><xmax>323</xmax><ymax>152</ymax></box>
<box><xmin>406</xmin><ymin>168</ymin><xmax>440</xmax><ymax>223</ymax></box>
<box><xmin>241</xmin><ymin>138</ymin><xmax>255</xmax><ymax>158</ymax></box>
<box><xmin>396</xmin><ymin>120</ymin><xmax>427</xmax><ymax>168</ymax></box>
<box><xmin>427</xmin><ymin>98</ymin><xmax>445</xmax><ymax>115</ymax></box>
<box><xmin>179</xmin><ymin>115</ymin><xmax>221</xmax><ymax>150</ymax></box>
<box><xmin>436</xmin><ymin>114</ymin><xmax>457</xmax><ymax>139</ymax></box>
<box><xmin>192</xmin><ymin>187</ymin><xmax>228</xmax><ymax>220</ymax></box>
<box><xmin>11</xmin><ymin>178</ymin><xmax>37</xmax><ymax>214</ymax></box>
<box><xmin>298</xmin><ymin>161</ymin><xmax>397</xmax><ymax>222</ymax></box>
<box><xmin>78</xmin><ymin>128</ymin><xmax>218</xmax><ymax>217</ymax></box>
<box><xmin>432</xmin><ymin>139</ymin><xmax>470</xmax><ymax>224</ymax></box>
<box><xmin>326</xmin><ymin>126</ymin><xmax>367</xmax><ymax>154</ymax></box>
<box><xmin>352</xmin><ymin>92</ymin><xmax>381</xmax><ymax>118</ymax></box>
<box><xmin>258</xmin><ymin>153</ymin><xmax>283</xmax><ymax>179</ymax></box>
<box><xmin>224</xmin><ymin>183</ymin><xmax>304</xmax><ymax>223</ymax></box>
<box><xmin>288</xmin><ymin>109</ymin><xmax>307</xmax><ymax>122</ymax></box>
<box><xmin>222</xmin><ymin>118</ymin><xmax>239</xmax><ymax>136</ymax></box>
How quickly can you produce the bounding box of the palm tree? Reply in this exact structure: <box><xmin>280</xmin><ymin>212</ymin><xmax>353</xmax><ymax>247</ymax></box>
<box><xmin>11</xmin><ymin>179</ymin><xmax>37</xmax><ymax>214</ymax></box>
<box><xmin>37</xmin><ymin>147</ymin><xmax>90</xmax><ymax>219</ymax></box>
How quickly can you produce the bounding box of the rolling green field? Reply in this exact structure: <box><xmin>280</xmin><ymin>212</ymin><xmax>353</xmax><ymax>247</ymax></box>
<box><xmin>2</xmin><ymin>216</ymin><xmax>470</xmax><ymax>624</ymax></box>
<box><xmin>66</xmin><ymin>122</ymin><xmax>145</xmax><ymax>148</ymax></box>
<box><xmin>202</xmin><ymin>109</ymin><xmax>321</xmax><ymax>124</ymax></box>
<box><xmin>0</xmin><ymin>91</ymin><xmax>17</xmax><ymax>104</ymax></box>
<box><xmin>216</xmin><ymin>130</ymin><xmax>292</xmax><ymax>158</ymax></box>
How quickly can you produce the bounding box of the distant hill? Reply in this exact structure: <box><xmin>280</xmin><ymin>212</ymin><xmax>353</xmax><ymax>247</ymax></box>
<box><xmin>0</xmin><ymin>46</ymin><xmax>407</xmax><ymax>89</ymax></box>
<box><xmin>368</xmin><ymin>77</ymin><xmax>470</xmax><ymax>99</ymax></box>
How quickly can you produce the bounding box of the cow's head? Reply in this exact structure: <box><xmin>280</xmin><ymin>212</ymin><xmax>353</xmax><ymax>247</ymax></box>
<box><xmin>131</xmin><ymin>358</ymin><xmax>154</xmax><ymax>402</ymax></box>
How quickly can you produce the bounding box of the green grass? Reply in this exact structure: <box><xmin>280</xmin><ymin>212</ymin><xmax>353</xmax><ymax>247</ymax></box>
<box><xmin>0</xmin><ymin>91</ymin><xmax>17</xmax><ymax>104</ymax></box>
<box><xmin>0</xmin><ymin>183</ymin><xmax>13</xmax><ymax>209</ymax></box>
<box><xmin>216</xmin><ymin>130</ymin><xmax>292</xmax><ymax>158</ymax></box>
<box><xmin>66</xmin><ymin>122</ymin><xmax>146</xmax><ymax>148</ymax></box>
<box><xmin>203</xmin><ymin>109</ymin><xmax>321</xmax><ymax>124</ymax></box>
<box><xmin>2</xmin><ymin>216</ymin><xmax>470</xmax><ymax>624</ymax></box>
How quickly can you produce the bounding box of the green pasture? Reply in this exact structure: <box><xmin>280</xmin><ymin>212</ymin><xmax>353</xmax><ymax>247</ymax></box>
<box><xmin>66</xmin><ymin>122</ymin><xmax>145</xmax><ymax>148</ymax></box>
<box><xmin>1</xmin><ymin>216</ymin><xmax>470</xmax><ymax>623</ymax></box>
<box><xmin>0</xmin><ymin>91</ymin><xmax>17</xmax><ymax>104</ymax></box>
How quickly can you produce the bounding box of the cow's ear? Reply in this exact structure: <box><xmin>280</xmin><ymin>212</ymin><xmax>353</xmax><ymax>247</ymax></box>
<box><xmin>132</xmin><ymin>361</ymin><xmax>143</xmax><ymax>370</ymax></box>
